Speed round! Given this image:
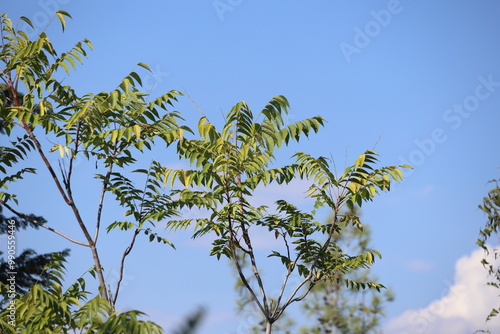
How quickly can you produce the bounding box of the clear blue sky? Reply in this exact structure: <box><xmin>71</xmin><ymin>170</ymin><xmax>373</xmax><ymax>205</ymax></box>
<box><xmin>2</xmin><ymin>1</ymin><xmax>500</xmax><ymax>333</ymax></box>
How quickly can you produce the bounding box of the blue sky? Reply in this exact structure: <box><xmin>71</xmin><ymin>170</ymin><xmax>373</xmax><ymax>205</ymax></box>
<box><xmin>2</xmin><ymin>1</ymin><xmax>500</xmax><ymax>333</ymax></box>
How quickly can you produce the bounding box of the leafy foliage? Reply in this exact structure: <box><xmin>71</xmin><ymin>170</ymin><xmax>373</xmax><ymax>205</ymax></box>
<box><xmin>157</xmin><ymin>96</ymin><xmax>407</xmax><ymax>332</ymax></box>
<box><xmin>0</xmin><ymin>248</ymin><xmax>70</xmax><ymax>305</ymax></box>
<box><xmin>0</xmin><ymin>202</ymin><xmax>71</xmax><ymax>308</ymax></box>
<box><xmin>300</xmin><ymin>208</ymin><xmax>394</xmax><ymax>334</ymax></box>
<box><xmin>0</xmin><ymin>11</ymin><xmax>187</xmax><ymax>309</ymax></box>
<box><xmin>171</xmin><ymin>307</ymin><xmax>206</xmax><ymax>334</ymax></box>
<box><xmin>477</xmin><ymin>179</ymin><xmax>500</xmax><ymax>322</ymax></box>
<box><xmin>103</xmin><ymin>163</ymin><xmax>180</xmax><ymax>248</ymax></box>
<box><xmin>0</xmin><ymin>253</ymin><xmax>163</xmax><ymax>333</ymax></box>
<box><xmin>0</xmin><ymin>10</ymin><xmax>409</xmax><ymax>333</ymax></box>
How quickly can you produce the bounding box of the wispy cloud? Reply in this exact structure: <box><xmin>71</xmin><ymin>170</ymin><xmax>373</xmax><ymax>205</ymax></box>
<box><xmin>414</xmin><ymin>184</ymin><xmax>436</xmax><ymax>198</ymax></box>
<box><xmin>406</xmin><ymin>259</ymin><xmax>434</xmax><ymax>272</ymax></box>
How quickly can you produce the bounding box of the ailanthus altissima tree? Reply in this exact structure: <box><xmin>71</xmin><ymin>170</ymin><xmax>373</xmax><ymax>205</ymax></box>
<box><xmin>157</xmin><ymin>97</ymin><xmax>409</xmax><ymax>333</ymax></box>
<box><xmin>0</xmin><ymin>11</ymin><xmax>192</xmax><ymax>332</ymax></box>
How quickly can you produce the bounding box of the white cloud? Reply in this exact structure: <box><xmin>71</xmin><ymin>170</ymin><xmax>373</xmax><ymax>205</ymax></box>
<box><xmin>383</xmin><ymin>247</ymin><xmax>500</xmax><ymax>334</ymax></box>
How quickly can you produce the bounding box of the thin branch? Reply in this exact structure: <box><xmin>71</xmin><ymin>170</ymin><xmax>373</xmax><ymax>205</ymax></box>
<box><xmin>274</xmin><ymin>231</ymin><xmax>297</xmax><ymax>313</ymax></box>
<box><xmin>23</xmin><ymin>124</ymin><xmax>72</xmax><ymax>205</ymax></box>
<box><xmin>231</xmin><ymin>244</ymin><xmax>267</xmax><ymax>317</ymax></box>
<box><xmin>0</xmin><ymin>200</ymin><xmax>89</xmax><ymax>247</ymax></box>
<box><xmin>182</xmin><ymin>86</ymin><xmax>206</xmax><ymax>118</ymax></box>
<box><xmin>278</xmin><ymin>274</ymin><xmax>315</xmax><ymax>315</ymax></box>
<box><xmin>112</xmin><ymin>162</ymin><xmax>157</xmax><ymax>305</ymax></box>
<box><xmin>225</xmin><ymin>189</ymin><xmax>267</xmax><ymax>316</ymax></box>
<box><xmin>233</xmin><ymin>170</ymin><xmax>269</xmax><ymax>313</ymax></box>
<box><xmin>65</xmin><ymin>121</ymin><xmax>82</xmax><ymax>198</ymax></box>
<box><xmin>94</xmin><ymin>161</ymin><xmax>114</xmax><ymax>243</ymax></box>
<box><xmin>372</xmin><ymin>133</ymin><xmax>383</xmax><ymax>151</ymax></box>
<box><xmin>240</xmin><ymin>221</ymin><xmax>269</xmax><ymax>312</ymax></box>
<box><xmin>113</xmin><ymin>228</ymin><xmax>140</xmax><ymax>307</ymax></box>
<box><xmin>23</xmin><ymin>122</ymin><xmax>109</xmax><ymax>302</ymax></box>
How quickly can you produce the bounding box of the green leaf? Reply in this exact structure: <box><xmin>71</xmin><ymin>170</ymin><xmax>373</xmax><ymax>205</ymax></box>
<box><xmin>133</xmin><ymin>124</ymin><xmax>141</xmax><ymax>139</ymax></box>
<box><xmin>55</xmin><ymin>10</ymin><xmax>72</xmax><ymax>32</ymax></box>
<box><xmin>20</xmin><ymin>16</ymin><xmax>34</xmax><ymax>29</ymax></box>
<box><xmin>354</xmin><ymin>153</ymin><xmax>365</xmax><ymax>169</ymax></box>
<box><xmin>137</xmin><ymin>62</ymin><xmax>151</xmax><ymax>72</ymax></box>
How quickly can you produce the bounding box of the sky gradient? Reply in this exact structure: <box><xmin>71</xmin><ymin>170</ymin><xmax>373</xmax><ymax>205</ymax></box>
<box><xmin>2</xmin><ymin>1</ymin><xmax>500</xmax><ymax>333</ymax></box>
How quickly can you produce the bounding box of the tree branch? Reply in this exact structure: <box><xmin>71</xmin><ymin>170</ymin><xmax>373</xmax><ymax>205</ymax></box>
<box><xmin>225</xmin><ymin>188</ymin><xmax>267</xmax><ymax>317</ymax></box>
<box><xmin>64</xmin><ymin>121</ymin><xmax>82</xmax><ymax>199</ymax></box>
<box><xmin>275</xmin><ymin>203</ymin><xmax>342</xmax><ymax>319</ymax></box>
<box><xmin>113</xmin><ymin>228</ymin><xmax>140</xmax><ymax>308</ymax></box>
<box><xmin>22</xmin><ymin>121</ymin><xmax>109</xmax><ymax>302</ymax></box>
<box><xmin>239</xmin><ymin>220</ymin><xmax>270</xmax><ymax>316</ymax></box>
<box><xmin>0</xmin><ymin>200</ymin><xmax>89</xmax><ymax>247</ymax></box>
<box><xmin>274</xmin><ymin>231</ymin><xmax>298</xmax><ymax>314</ymax></box>
<box><xmin>22</xmin><ymin>124</ymin><xmax>72</xmax><ymax>205</ymax></box>
<box><xmin>94</xmin><ymin>161</ymin><xmax>114</xmax><ymax>243</ymax></box>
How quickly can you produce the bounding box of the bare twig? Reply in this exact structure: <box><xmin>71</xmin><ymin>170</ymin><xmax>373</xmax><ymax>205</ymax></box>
<box><xmin>0</xmin><ymin>200</ymin><xmax>89</xmax><ymax>247</ymax></box>
<box><xmin>182</xmin><ymin>86</ymin><xmax>207</xmax><ymax>118</ymax></box>
<box><xmin>94</xmin><ymin>161</ymin><xmax>114</xmax><ymax>244</ymax></box>
<box><xmin>274</xmin><ymin>231</ymin><xmax>298</xmax><ymax>314</ymax></box>
<box><xmin>23</xmin><ymin>125</ymin><xmax>72</xmax><ymax>205</ymax></box>
<box><xmin>225</xmin><ymin>187</ymin><xmax>267</xmax><ymax>317</ymax></box>
<box><xmin>65</xmin><ymin>121</ymin><xmax>82</xmax><ymax>198</ymax></box>
<box><xmin>22</xmin><ymin>122</ymin><xmax>109</xmax><ymax>302</ymax></box>
<box><xmin>240</xmin><ymin>222</ymin><xmax>269</xmax><ymax>312</ymax></box>
<box><xmin>113</xmin><ymin>228</ymin><xmax>140</xmax><ymax>308</ymax></box>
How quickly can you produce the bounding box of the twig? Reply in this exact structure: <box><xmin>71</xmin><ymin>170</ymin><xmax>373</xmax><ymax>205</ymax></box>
<box><xmin>0</xmin><ymin>200</ymin><xmax>89</xmax><ymax>247</ymax></box>
<box><xmin>113</xmin><ymin>228</ymin><xmax>140</xmax><ymax>308</ymax></box>
<box><xmin>94</xmin><ymin>161</ymin><xmax>114</xmax><ymax>243</ymax></box>
<box><xmin>182</xmin><ymin>86</ymin><xmax>206</xmax><ymax>118</ymax></box>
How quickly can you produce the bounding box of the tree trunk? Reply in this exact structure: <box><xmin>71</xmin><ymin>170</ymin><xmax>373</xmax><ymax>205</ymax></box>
<box><xmin>266</xmin><ymin>320</ymin><xmax>272</xmax><ymax>334</ymax></box>
<box><xmin>90</xmin><ymin>243</ymin><xmax>109</xmax><ymax>303</ymax></box>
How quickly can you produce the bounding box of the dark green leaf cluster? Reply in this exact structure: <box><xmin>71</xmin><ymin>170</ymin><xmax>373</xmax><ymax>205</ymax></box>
<box><xmin>0</xmin><ymin>248</ymin><xmax>70</xmax><ymax>299</ymax></box>
<box><xmin>0</xmin><ymin>254</ymin><xmax>163</xmax><ymax>333</ymax></box>
<box><xmin>300</xmin><ymin>212</ymin><xmax>395</xmax><ymax>334</ymax></box>
<box><xmin>477</xmin><ymin>179</ymin><xmax>500</xmax><ymax>322</ymax></box>
<box><xmin>103</xmin><ymin>165</ymin><xmax>182</xmax><ymax>248</ymax></box>
<box><xmin>295</xmin><ymin>150</ymin><xmax>408</xmax><ymax>212</ymax></box>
